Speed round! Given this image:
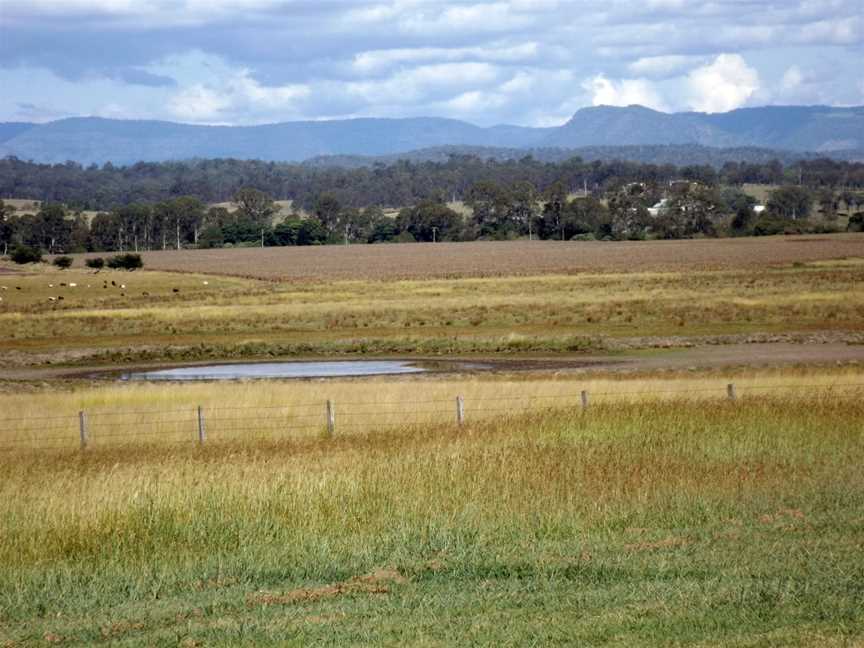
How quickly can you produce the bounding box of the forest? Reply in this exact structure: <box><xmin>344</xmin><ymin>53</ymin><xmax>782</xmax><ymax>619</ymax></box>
<box><xmin>1</xmin><ymin>154</ymin><xmax>863</xmax><ymax>255</ymax></box>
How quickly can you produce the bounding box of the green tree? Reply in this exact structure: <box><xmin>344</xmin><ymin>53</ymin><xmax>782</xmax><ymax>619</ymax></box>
<box><xmin>0</xmin><ymin>200</ymin><xmax>14</xmax><ymax>255</ymax></box>
<box><xmin>767</xmin><ymin>186</ymin><xmax>813</xmax><ymax>220</ymax></box>
<box><xmin>313</xmin><ymin>193</ymin><xmax>342</xmax><ymax>235</ymax></box>
<box><xmin>233</xmin><ymin>188</ymin><xmax>275</xmax><ymax>229</ymax></box>
<box><xmin>396</xmin><ymin>201</ymin><xmax>462</xmax><ymax>242</ymax></box>
<box><xmin>654</xmin><ymin>184</ymin><xmax>721</xmax><ymax>239</ymax></box>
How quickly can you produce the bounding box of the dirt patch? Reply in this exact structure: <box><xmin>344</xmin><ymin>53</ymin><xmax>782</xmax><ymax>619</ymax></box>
<box><xmin>248</xmin><ymin>568</ymin><xmax>406</xmax><ymax>607</ymax></box>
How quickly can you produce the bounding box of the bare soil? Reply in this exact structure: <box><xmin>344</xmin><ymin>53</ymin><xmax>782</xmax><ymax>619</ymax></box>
<box><xmin>73</xmin><ymin>234</ymin><xmax>864</xmax><ymax>281</ymax></box>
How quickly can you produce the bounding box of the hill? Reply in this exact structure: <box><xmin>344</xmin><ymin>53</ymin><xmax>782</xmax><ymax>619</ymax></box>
<box><xmin>303</xmin><ymin>143</ymin><xmax>864</xmax><ymax>169</ymax></box>
<box><xmin>0</xmin><ymin>105</ymin><xmax>861</xmax><ymax>165</ymax></box>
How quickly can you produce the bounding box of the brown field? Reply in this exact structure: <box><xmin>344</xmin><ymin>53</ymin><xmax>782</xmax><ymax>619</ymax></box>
<box><xmin>76</xmin><ymin>234</ymin><xmax>864</xmax><ymax>281</ymax></box>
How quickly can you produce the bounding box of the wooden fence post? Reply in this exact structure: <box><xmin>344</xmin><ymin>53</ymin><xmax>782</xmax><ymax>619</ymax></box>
<box><xmin>581</xmin><ymin>390</ymin><xmax>589</xmax><ymax>409</ymax></box>
<box><xmin>326</xmin><ymin>400</ymin><xmax>335</xmax><ymax>436</ymax></box>
<box><xmin>197</xmin><ymin>405</ymin><xmax>206</xmax><ymax>444</ymax></box>
<box><xmin>456</xmin><ymin>395</ymin><xmax>465</xmax><ymax>425</ymax></box>
<box><xmin>79</xmin><ymin>411</ymin><xmax>88</xmax><ymax>450</ymax></box>
<box><xmin>727</xmin><ymin>383</ymin><xmax>737</xmax><ymax>401</ymax></box>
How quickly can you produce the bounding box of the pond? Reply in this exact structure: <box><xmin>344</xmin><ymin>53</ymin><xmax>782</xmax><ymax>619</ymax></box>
<box><xmin>123</xmin><ymin>360</ymin><xmax>425</xmax><ymax>381</ymax></box>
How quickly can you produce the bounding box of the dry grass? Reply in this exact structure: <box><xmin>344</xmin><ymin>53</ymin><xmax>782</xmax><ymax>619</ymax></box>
<box><xmin>71</xmin><ymin>233</ymin><xmax>864</xmax><ymax>281</ymax></box>
<box><xmin>1</xmin><ymin>389</ymin><xmax>862</xmax><ymax>645</ymax></box>
<box><xmin>1</xmin><ymin>367</ymin><xmax>861</xmax><ymax>450</ymax></box>
<box><xmin>2</xmin><ymin>257</ymin><xmax>863</xmax><ymax>369</ymax></box>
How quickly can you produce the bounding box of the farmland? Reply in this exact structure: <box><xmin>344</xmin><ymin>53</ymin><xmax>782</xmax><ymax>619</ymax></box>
<box><xmin>1</xmin><ymin>234</ymin><xmax>864</xmax><ymax>645</ymax></box>
<box><xmin>95</xmin><ymin>234</ymin><xmax>864</xmax><ymax>280</ymax></box>
<box><xmin>2</xmin><ymin>235</ymin><xmax>864</xmax><ymax>372</ymax></box>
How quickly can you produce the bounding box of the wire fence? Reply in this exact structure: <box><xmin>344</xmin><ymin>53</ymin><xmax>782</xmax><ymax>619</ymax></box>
<box><xmin>1</xmin><ymin>381</ymin><xmax>862</xmax><ymax>452</ymax></box>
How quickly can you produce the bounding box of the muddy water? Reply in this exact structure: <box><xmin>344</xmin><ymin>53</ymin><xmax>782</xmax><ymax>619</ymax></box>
<box><xmin>123</xmin><ymin>360</ymin><xmax>425</xmax><ymax>381</ymax></box>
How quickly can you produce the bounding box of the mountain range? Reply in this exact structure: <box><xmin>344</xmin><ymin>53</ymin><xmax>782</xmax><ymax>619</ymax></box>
<box><xmin>0</xmin><ymin>105</ymin><xmax>862</xmax><ymax>166</ymax></box>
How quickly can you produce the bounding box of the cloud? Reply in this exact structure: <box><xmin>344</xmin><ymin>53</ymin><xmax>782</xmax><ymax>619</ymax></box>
<box><xmin>627</xmin><ymin>55</ymin><xmax>703</xmax><ymax>78</ymax></box>
<box><xmin>352</xmin><ymin>42</ymin><xmax>539</xmax><ymax>74</ymax></box>
<box><xmin>1</xmin><ymin>1</ymin><xmax>862</xmax><ymax>126</ymax></box>
<box><xmin>686</xmin><ymin>54</ymin><xmax>760</xmax><ymax>113</ymax></box>
<box><xmin>167</xmin><ymin>62</ymin><xmax>310</xmax><ymax>123</ymax></box>
<box><xmin>582</xmin><ymin>74</ymin><xmax>668</xmax><ymax>111</ymax></box>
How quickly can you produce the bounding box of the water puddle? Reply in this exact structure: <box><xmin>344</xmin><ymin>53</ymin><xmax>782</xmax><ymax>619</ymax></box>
<box><xmin>123</xmin><ymin>360</ymin><xmax>425</xmax><ymax>381</ymax></box>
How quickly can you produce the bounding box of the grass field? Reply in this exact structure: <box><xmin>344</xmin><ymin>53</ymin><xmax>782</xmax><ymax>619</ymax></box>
<box><xmin>2</xmin><ymin>238</ymin><xmax>864</xmax><ymax>369</ymax></box>
<box><xmin>1</xmin><ymin>385</ymin><xmax>862</xmax><ymax>645</ymax></box>
<box><xmin>2</xmin><ymin>234</ymin><xmax>864</xmax><ymax>645</ymax></box>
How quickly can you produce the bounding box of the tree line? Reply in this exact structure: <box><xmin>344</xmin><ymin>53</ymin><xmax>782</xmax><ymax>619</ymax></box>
<box><xmin>2</xmin><ymin>154</ymin><xmax>863</xmax><ymax>213</ymax></box>
<box><xmin>2</xmin><ymin>180</ymin><xmax>862</xmax><ymax>257</ymax></box>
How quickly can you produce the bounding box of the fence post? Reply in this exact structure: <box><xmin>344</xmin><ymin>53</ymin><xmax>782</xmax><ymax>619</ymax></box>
<box><xmin>456</xmin><ymin>395</ymin><xmax>465</xmax><ymax>425</ymax></box>
<box><xmin>326</xmin><ymin>400</ymin><xmax>335</xmax><ymax>436</ymax></box>
<box><xmin>581</xmin><ymin>390</ymin><xmax>589</xmax><ymax>409</ymax></box>
<box><xmin>197</xmin><ymin>405</ymin><xmax>206</xmax><ymax>444</ymax></box>
<box><xmin>78</xmin><ymin>410</ymin><xmax>88</xmax><ymax>450</ymax></box>
<box><xmin>727</xmin><ymin>383</ymin><xmax>737</xmax><ymax>401</ymax></box>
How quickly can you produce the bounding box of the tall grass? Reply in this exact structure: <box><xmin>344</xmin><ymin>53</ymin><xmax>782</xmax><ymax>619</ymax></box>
<box><xmin>1</xmin><ymin>368</ymin><xmax>862</xmax><ymax>448</ymax></box>
<box><xmin>1</xmin><ymin>391</ymin><xmax>862</xmax><ymax>645</ymax></box>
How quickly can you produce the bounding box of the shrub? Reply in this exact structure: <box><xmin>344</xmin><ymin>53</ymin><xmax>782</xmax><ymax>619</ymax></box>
<box><xmin>10</xmin><ymin>246</ymin><xmax>43</xmax><ymax>264</ymax></box>
<box><xmin>751</xmin><ymin>216</ymin><xmax>787</xmax><ymax>236</ymax></box>
<box><xmin>848</xmin><ymin>213</ymin><xmax>864</xmax><ymax>233</ymax></box>
<box><xmin>52</xmin><ymin>256</ymin><xmax>73</xmax><ymax>269</ymax></box>
<box><xmin>107</xmin><ymin>253</ymin><xmax>144</xmax><ymax>270</ymax></box>
<box><xmin>85</xmin><ymin>257</ymin><xmax>105</xmax><ymax>269</ymax></box>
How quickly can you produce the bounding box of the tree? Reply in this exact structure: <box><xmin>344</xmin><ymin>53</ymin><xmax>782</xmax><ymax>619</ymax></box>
<box><xmin>88</xmin><ymin>212</ymin><xmax>120</xmax><ymax>251</ymax></box>
<box><xmin>396</xmin><ymin>201</ymin><xmax>463</xmax><ymax>242</ymax></box>
<box><xmin>539</xmin><ymin>181</ymin><xmax>567</xmax><ymax>240</ymax></box>
<box><xmin>52</xmin><ymin>256</ymin><xmax>73</xmax><ymax>269</ymax></box>
<box><xmin>233</xmin><ymin>187</ymin><xmax>275</xmax><ymax>229</ymax></box>
<box><xmin>198</xmin><ymin>224</ymin><xmax>225</xmax><ymax>249</ymax></box>
<box><xmin>767</xmin><ymin>186</ymin><xmax>813</xmax><ymax>220</ymax></box>
<box><xmin>466</xmin><ymin>181</ymin><xmax>514</xmax><ymax>239</ymax></box>
<box><xmin>25</xmin><ymin>203</ymin><xmax>72</xmax><ymax>253</ymax></box>
<box><xmin>313</xmin><ymin>193</ymin><xmax>342</xmax><ymax>234</ymax></box>
<box><xmin>510</xmin><ymin>181</ymin><xmax>538</xmax><ymax>239</ymax></box>
<box><xmin>0</xmin><ymin>200</ymin><xmax>14</xmax><ymax>256</ymax></box>
<box><xmin>607</xmin><ymin>184</ymin><xmax>651</xmax><ymax>240</ymax></box>
<box><xmin>654</xmin><ymin>184</ymin><xmax>721</xmax><ymax>239</ymax></box>
<box><xmin>153</xmin><ymin>197</ymin><xmax>205</xmax><ymax>249</ymax></box>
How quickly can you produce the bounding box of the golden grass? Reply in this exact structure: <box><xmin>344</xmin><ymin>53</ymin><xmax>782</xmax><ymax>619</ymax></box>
<box><xmin>1</xmin><ymin>367</ymin><xmax>861</xmax><ymax>450</ymax></box>
<box><xmin>1</xmin><ymin>260</ymin><xmax>863</xmax><ymax>368</ymax></box>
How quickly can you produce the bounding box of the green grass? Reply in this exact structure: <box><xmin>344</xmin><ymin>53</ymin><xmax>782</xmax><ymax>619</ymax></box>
<box><xmin>1</xmin><ymin>394</ymin><xmax>862</xmax><ymax>646</ymax></box>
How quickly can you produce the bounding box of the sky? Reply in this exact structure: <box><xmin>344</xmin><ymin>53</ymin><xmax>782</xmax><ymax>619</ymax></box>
<box><xmin>0</xmin><ymin>0</ymin><xmax>862</xmax><ymax>127</ymax></box>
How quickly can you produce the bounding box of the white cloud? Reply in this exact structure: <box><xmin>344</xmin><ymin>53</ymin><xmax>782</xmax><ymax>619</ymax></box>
<box><xmin>168</xmin><ymin>65</ymin><xmax>310</xmax><ymax>123</ymax></box>
<box><xmin>781</xmin><ymin>65</ymin><xmax>804</xmax><ymax>92</ymax></box>
<box><xmin>686</xmin><ymin>54</ymin><xmax>760</xmax><ymax>113</ymax></box>
<box><xmin>582</xmin><ymin>74</ymin><xmax>668</xmax><ymax>111</ymax></box>
<box><xmin>628</xmin><ymin>55</ymin><xmax>703</xmax><ymax>78</ymax></box>
<box><xmin>352</xmin><ymin>42</ymin><xmax>538</xmax><ymax>74</ymax></box>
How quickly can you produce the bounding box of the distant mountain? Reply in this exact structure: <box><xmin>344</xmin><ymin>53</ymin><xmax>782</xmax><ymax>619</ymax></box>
<box><xmin>303</xmin><ymin>144</ymin><xmax>864</xmax><ymax>169</ymax></box>
<box><xmin>0</xmin><ymin>105</ymin><xmax>861</xmax><ymax>165</ymax></box>
<box><xmin>0</xmin><ymin>122</ymin><xmax>35</xmax><ymax>144</ymax></box>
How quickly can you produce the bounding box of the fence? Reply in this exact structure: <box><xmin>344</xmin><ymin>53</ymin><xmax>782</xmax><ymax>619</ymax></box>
<box><xmin>1</xmin><ymin>381</ymin><xmax>862</xmax><ymax>452</ymax></box>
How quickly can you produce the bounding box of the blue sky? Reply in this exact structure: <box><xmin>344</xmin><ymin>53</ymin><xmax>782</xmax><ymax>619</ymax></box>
<box><xmin>1</xmin><ymin>0</ymin><xmax>862</xmax><ymax>126</ymax></box>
